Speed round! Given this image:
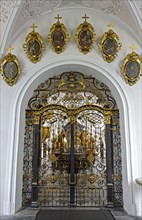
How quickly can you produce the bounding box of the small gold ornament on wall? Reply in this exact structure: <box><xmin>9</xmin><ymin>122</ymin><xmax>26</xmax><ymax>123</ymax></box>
<box><xmin>74</xmin><ymin>14</ymin><xmax>97</xmax><ymax>54</ymax></box>
<box><xmin>48</xmin><ymin>15</ymin><xmax>70</xmax><ymax>54</ymax></box>
<box><xmin>121</xmin><ymin>45</ymin><xmax>142</xmax><ymax>86</ymax></box>
<box><xmin>23</xmin><ymin>24</ymin><xmax>45</xmax><ymax>63</ymax></box>
<box><xmin>99</xmin><ymin>22</ymin><xmax>122</xmax><ymax>63</ymax></box>
<box><xmin>0</xmin><ymin>47</ymin><xmax>21</xmax><ymax>86</ymax></box>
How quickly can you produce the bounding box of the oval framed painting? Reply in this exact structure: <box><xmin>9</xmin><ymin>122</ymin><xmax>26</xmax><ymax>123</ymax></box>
<box><xmin>23</xmin><ymin>25</ymin><xmax>45</xmax><ymax>63</ymax></box>
<box><xmin>52</xmin><ymin>30</ymin><xmax>65</xmax><ymax>47</ymax></box>
<box><xmin>121</xmin><ymin>51</ymin><xmax>142</xmax><ymax>86</ymax></box>
<box><xmin>102</xmin><ymin>38</ymin><xmax>117</xmax><ymax>56</ymax></box>
<box><xmin>28</xmin><ymin>39</ymin><xmax>41</xmax><ymax>56</ymax></box>
<box><xmin>1</xmin><ymin>53</ymin><xmax>21</xmax><ymax>86</ymax></box>
<box><xmin>74</xmin><ymin>15</ymin><xmax>96</xmax><ymax>54</ymax></box>
<box><xmin>125</xmin><ymin>60</ymin><xmax>140</xmax><ymax>79</ymax></box>
<box><xmin>79</xmin><ymin>29</ymin><xmax>93</xmax><ymax>47</ymax></box>
<box><xmin>3</xmin><ymin>61</ymin><xmax>18</xmax><ymax>79</ymax></box>
<box><xmin>48</xmin><ymin>16</ymin><xmax>70</xmax><ymax>54</ymax></box>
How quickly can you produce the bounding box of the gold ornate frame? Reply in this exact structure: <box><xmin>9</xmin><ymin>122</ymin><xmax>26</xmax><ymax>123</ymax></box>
<box><xmin>99</xmin><ymin>23</ymin><xmax>122</xmax><ymax>63</ymax></box>
<box><xmin>74</xmin><ymin>15</ymin><xmax>96</xmax><ymax>54</ymax></box>
<box><xmin>48</xmin><ymin>15</ymin><xmax>70</xmax><ymax>54</ymax></box>
<box><xmin>23</xmin><ymin>24</ymin><xmax>45</xmax><ymax>63</ymax></box>
<box><xmin>0</xmin><ymin>47</ymin><xmax>21</xmax><ymax>86</ymax></box>
<box><xmin>121</xmin><ymin>45</ymin><xmax>142</xmax><ymax>86</ymax></box>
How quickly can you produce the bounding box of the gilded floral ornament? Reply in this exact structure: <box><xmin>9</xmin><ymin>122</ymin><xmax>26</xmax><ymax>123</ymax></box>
<box><xmin>23</xmin><ymin>24</ymin><xmax>45</xmax><ymax>63</ymax></box>
<box><xmin>99</xmin><ymin>23</ymin><xmax>122</xmax><ymax>63</ymax></box>
<box><xmin>48</xmin><ymin>15</ymin><xmax>70</xmax><ymax>54</ymax></box>
<box><xmin>74</xmin><ymin>14</ymin><xmax>97</xmax><ymax>54</ymax></box>
<box><xmin>0</xmin><ymin>47</ymin><xmax>21</xmax><ymax>86</ymax></box>
<box><xmin>121</xmin><ymin>45</ymin><xmax>142</xmax><ymax>86</ymax></box>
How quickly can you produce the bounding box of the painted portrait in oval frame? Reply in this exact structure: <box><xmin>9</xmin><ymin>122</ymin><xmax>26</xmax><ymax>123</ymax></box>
<box><xmin>28</xmin><ymin>39</ymin><xmax>41</xmax><ymax>56</ymax></box>
<box><xmin>79</xmin><ymin>29</ymin><xmax>92</xmax><ymax>47</ymax></box>
<box><xmin>125</xmin><ymin>60</ymin><xmax>140</xmax><ymax>79</ymax></box>
<box><xmin>121</xmin><ymin>48</ymin><xmax>142</xmax><ymax>86</ymax></box>
<box><xmin>102</xmin><ymin>38</ymin><xmax>117</xmax><ymax>56</ymax></box>
<box><xmin>1</xmin><ymin>51</ymin><xmax>21</xmax><ymax>86</ymax></box>
<box><xmin>3</xmin><ymin>61</ymin><xmax>18</xmax><ymax>79</ymax></box>
<box><xmin>52</xmin><ymin>30</ymin><xmax>65</xmax><ymax>47</ymax></box>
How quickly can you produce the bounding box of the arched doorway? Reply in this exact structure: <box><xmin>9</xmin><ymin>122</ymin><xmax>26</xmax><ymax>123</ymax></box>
<box><xmin>23</xmin><ymin>72</ymin><xmax>122</xmax><ymax>208</ymax></box>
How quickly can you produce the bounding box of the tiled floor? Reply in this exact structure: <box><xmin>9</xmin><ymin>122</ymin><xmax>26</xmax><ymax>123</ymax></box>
<box><xmin>0</xmin><ymin>208</ymin><xmax>142</xmax><ymax>220</ymax></box>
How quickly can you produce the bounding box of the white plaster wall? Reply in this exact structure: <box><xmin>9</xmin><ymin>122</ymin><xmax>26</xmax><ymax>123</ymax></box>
<box><xmin>0</xmin><ymin>8</ymin><xmax>142</xmax><ymax>216</ymax></box>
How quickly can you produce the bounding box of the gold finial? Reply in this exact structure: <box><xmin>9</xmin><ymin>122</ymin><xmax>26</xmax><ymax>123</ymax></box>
<box><xmin>82</xmin><ymin>14</ymin><xmax>89</xmax><ymax>22</ymax></box>
<box><xmin>7</xmin><ymin>46</ymin><xmax>14</xmax><ymax>53</ymax></box>
<box><xmin>30</xmin><ymin>24</ymin><xmax>37</xmax><ymax>32</ymax></box>
<box><xmin>107</xmin><ymin>22</ymin><xmax>114</xmax><ymax>30</ymax></box>
<box><xmin>130</xmin><ymin>44</ymin><xmax>137</xmax><ymax>52</ymax></box>
<box><xmin>55</xmin><ymin>14</ymin><xmax>62</xmax><ymax>23</ymax></box>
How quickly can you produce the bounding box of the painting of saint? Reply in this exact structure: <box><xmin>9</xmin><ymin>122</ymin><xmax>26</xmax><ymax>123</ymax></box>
<box><xmin>3</xmin><ymin>61</ymin><xmax>18</xmax><ymax>79</ymax></box>
<box><xmin>103</xmin><ymin>39</ymin><xmax>117</xmax><ymax>55</ymax></box>
<box><xmin>79</xmin><ymin>30</ymin><xmax>92</xmax><ymax>47</ymax></box>
<box><xmin>125</xmin><ymin>61</ymin><xmax>140</xmax><ymax>78</ymax></box>
<box><xmin>28</xmin><ymin>39</ymin><xmax>41</xmax><ymax>56</ymax></box>
<box><xmin>52</xmin><ymin>30</ymin><xmax>65</xmax><ymax>47</ymax></box>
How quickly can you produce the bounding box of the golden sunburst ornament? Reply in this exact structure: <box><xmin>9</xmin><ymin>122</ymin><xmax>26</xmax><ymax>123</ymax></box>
<box><xmin>74</xmin><ymin>14</ymin><xmax>97</xmax><ymax>54</ymax></box>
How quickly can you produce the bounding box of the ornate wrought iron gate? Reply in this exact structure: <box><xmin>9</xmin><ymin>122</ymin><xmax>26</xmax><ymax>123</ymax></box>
<box><xmin>23</xmin><ymin>72</ymin><xmax>123</xmax><ymax>207</ymax></box>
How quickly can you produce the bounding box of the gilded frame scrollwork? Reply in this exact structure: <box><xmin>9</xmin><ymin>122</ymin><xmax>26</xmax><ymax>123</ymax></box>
<box><xmin>23</xmin><ymin>24</ymin><xmax>45</xmax><ymax>63</ymax></box>
<box><xmin>74</xmin><ymin>15</ymin><xmax>96</xmax><ymax>54</ymax></box>
<box><xmin>48</xmin><ymin>15</ymin><xmax>70</xmax><ymax>54</ymax></box>
<box><xmin>99</xmin><ymin>23</ymin><xmax>122</xmax><ymax>63</ymax></box>
<box><xmin>0</xmin><ymin>47</ymin><xmax>21</xmax><ymax>86</ymax></box>
<box><xmin>121</xmin><ymin>45</ymin><xmax>142</xmax><ymax>86</ymax></box>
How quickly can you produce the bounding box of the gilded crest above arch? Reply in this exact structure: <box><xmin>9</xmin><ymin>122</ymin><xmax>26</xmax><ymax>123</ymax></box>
<box><xmin>27</xmin><ymin>72</ymin><xmax>117</xmax><ymax>111</ymax></box>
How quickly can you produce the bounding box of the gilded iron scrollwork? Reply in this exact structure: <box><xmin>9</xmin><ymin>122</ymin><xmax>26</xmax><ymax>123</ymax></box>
<box><xmin>74</xmin><ymin>14</ymin><xmax>97</xmax><ymax>54</ymax></box>
<box><xmin>121</xmin><ymin>45</ymin><xmax>142</xmax><ymax>86</ymax></box>
<box><xmin>23</xmin><ymin>24</ymin><xmax>45</xmax><ymax>63</ymax></box>
<box><xmin>0</xmin><ymin>47</ymin><xmax>21</xmax><ymax>86</ymax></box>
<box><xmin>27</xmin><ymin>72</ymin><xmax>117</xmax><ymax>110</ymax></box>
<box><xmin>48</xmin><ymin>15</ymin><xmax>70</xmax><ymax>54</ymax></box>
<box><xmin>99</xmin><ymin>23</ymin><xmax>122</xmax><ymax>63</ymax></box>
